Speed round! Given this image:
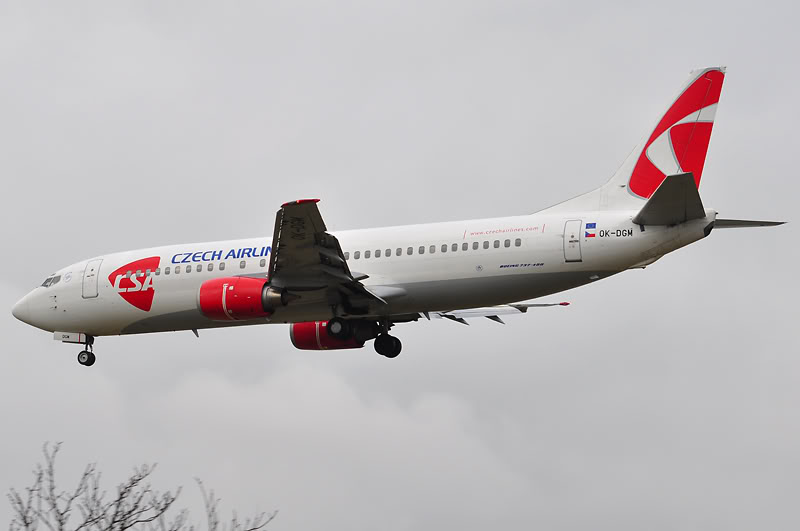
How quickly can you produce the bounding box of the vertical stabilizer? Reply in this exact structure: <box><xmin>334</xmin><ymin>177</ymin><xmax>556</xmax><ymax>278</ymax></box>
<box><xmin>543</xmin><ymin>67</ymin><xmax>725</xmax><ymax>213</ymax></box>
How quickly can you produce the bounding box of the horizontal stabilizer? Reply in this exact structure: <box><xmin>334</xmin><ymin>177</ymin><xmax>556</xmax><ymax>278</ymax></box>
<box><xmin>714</xmin><ymin>219</ymin><xmax>786</xmax><ymax>228</ymax></box>
<box><xmin>631</xmin><ymin>172</ymin><xmax>705</xmax><ymax>226</ymax></box>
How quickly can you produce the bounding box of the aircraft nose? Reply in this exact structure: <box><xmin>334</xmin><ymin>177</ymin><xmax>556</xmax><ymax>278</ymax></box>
<box><xmin>12</xmin><ymin>295</ymin><xmax>32</xmax><ymax>325</ymax></box>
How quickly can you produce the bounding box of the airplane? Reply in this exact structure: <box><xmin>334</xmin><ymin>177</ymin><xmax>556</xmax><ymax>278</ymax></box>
<box><xmin>12</xmin><ymin>66</ymin><xmax>785</xmax><ymax>366</ymax></box>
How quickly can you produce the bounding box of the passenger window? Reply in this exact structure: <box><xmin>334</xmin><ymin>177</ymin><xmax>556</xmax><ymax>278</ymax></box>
<box><xmin>472</xmin><ymin>242</ymin><xmax>479</xmax><ymax>250</ymax></box>
<box><xmin>186</xmin><ymin>265</ymin><xmax>192</xmax><ymax>273</ymax></box>
<box><xmin>483</xmin><ymin>241</ymin><xmax>489</xmax><ymax>249</ymax></box>
<box><xmin>196</xmin><ymin>264</ymin><xmax>202</xmax><ymax>272</ymax></box>
<box><xmin>504</xmin><ymin>239</ymin><xmax>511</xmax><ymax>248</ymax></box>
<box><xmin>208</xmin><ymin>263</ymin><xmax>214</xmax><ymax>272</ymax></box>
<box><xmin>165</xmin><ymin>267</ymin><xmax>170</xmax><ymax>275</ymax></box>
<box><xmin>452</xmin><ymin>243</ymin><xmax>458</xmax><ymax>252</ymax></box>
<box><xmin>375</xmin><ymin>249</ymin><xmax>381</xmax><ymax>258</ymax></box>
<box><xmin>239</xmin><ymin>260</ymin><xmax>246</xmax><ymax>269</ymax></box>
<box><xmin>174</xmin><ymin>267</ymin><xmax>180</xmax><ymax>275</ymax></box>
<box><xmin>354</xmin><ymin>251</ymin><xmax>360</xmax><ymax>259</ymax></box>
<box><xmin>463</xmin><ymin>243</ymin><xmax>468</xmax><ymax>251</ymax></box>
<box><xmin>407</xmin><ymin>247</ymin><xmax>413</xmax><ymax>255</ymax></box>
<box><xmin>155</xmin><ymin>268</ymin><xmax>161</xmax><ymax>276</ymax></box>
<box><xmin>396</xmin><ymin>248</ymin><xmax>402</xmax><ymax>256</ymax></box>
<box><xmin>136</xmin><ymin>270</ymin><xmax>142</xmax><ymax>276</ymax></box>
<box><xmin>145</xmin><ymin>269</ymin><xmax>151</xmax><ymax>276</ymax></box>
<box><xmin>125</xmin><ymin>271</ymin><xmax>132</xmax><ymax>278</ymax></box>
<box><xmin>385</xmin><ymin>248</ymin><xmax>392</xmax><ymax>257</ymax></box>
<box><xmin>429</xmin><ymin>245</ymin><xmax>435</xmax><ymax>254</ymax></box>
<box><xmin>441</xmin><ymin>244</ymin><xmax>447</xmax><ymax>253</ymax></box>
<box><xmin>515</xmin><ymin>238</ymin><xmax>522</xmax><ymax>247</ymax></box>
<box><xmin>493</xmin><ymin>240</ymin><xmax>500</xmax><ymax>249</ymax></box>
<box><xmin>260</xmin><ymin>258</ymin><xmax>266</xmax><ymax>267</ymax></box>
<box><xmin>419</xmin><ymin>246</ymin><xmax>425</xmax><ymax>255</ymax></box>
<box><xmin>219</xmin><ymin>262</ymin><xmax>226</xmax><ymax>271</ymax></box>
<box><xmin>344</xmin><ymin>252</ymin><xmax>350</xmax><ymax>260</ymax></box>
<box><xmin>365</xmin><ymin>250</ymin><xmax>371</xmax><ymax>259</ymax></box>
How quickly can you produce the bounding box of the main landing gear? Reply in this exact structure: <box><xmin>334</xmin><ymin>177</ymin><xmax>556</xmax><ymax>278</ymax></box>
<box><xmin>77</xmin><ymin>336</ymin><xmax>96</xmax><ymax>367</ymax></box>
<box><xmin>374</xmin><ymin>333</ymin><xmax>402</xmax><ymax>358</ymax></box>
<box><xmin>326</xmin><ymin>317</ymin><xmax>403</xmax><ymax>358</ymax></box>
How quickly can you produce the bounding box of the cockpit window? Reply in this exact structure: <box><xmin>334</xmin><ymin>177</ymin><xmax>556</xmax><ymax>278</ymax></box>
<box><xmin>40</xmin><ymin>274</ymin><xmax>62</xmax><ymax>288</ymax></box>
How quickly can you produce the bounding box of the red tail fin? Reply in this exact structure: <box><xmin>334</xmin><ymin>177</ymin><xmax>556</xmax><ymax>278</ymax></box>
<box><xmin>628</xmin><ymin>67</ymin><xmax>725</xmax><ymax>198</ymax></box>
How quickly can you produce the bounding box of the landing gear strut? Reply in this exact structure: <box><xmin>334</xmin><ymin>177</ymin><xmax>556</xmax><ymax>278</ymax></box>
<box><xmin>77</xmin><ymin>336</ymin><xmax>96</xmax><ymax>366</ymax></box>
<box><xmin>374</xmin><ymin>334</ymin><xmax>402</xmax><ymax>358</ymax></box>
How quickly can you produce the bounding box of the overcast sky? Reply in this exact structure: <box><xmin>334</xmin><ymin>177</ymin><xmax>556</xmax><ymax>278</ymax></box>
<box><xmin>1</xmin><ymin>1</ymin><xmax>797</xmax><ymax>529</ymax></box>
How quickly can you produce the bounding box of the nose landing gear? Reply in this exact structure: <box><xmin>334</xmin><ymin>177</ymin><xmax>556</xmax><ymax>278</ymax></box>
<box><xmin>77</xmin><ymin>336</ymin><xmax>96</xmax><ymax>366</ymax></box>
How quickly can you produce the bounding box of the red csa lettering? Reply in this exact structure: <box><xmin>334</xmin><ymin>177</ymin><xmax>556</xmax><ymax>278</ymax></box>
<box><xmin>113</xmin><ymin>273</ymin><xmax>154</xmax><ymax>293</ymax></box>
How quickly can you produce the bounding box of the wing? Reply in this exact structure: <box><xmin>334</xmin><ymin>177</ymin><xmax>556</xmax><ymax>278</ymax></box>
<box><xmin>428</xmin><ymin>302</ymin><xmax>570</xmax><ymax>325</ymax></box>
<box><xmin>267</xmin><ymin>199</ymin><xmax>382</xmax><ymax>308</ymax></box>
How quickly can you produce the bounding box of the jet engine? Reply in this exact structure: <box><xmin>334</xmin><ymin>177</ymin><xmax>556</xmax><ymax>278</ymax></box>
<box><xmin>289</xmin><ymin>321</ymin><xmax>365</xmax><ymax>350</ymax></box>
<box><xmin>198</xmin><ymin>277</ymin><xmax>287</xmax><ymax>321</ymax></box>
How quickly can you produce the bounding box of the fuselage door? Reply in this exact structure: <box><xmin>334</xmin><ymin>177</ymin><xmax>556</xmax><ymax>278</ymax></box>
<box><xmin>82</xmin><ymin>259</ymin><xmax>103</xmax><ymax>299</ymax></box>
<box><xmin>563</xmin><ymin>220</ymin><xmax>582</xmax><ymax>262</ymax></box>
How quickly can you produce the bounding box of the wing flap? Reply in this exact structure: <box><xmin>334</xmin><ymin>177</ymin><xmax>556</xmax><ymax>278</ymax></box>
<box><xmin>429</xmin><ymin>302</ymin><xmax>569</xmax><ymax>323</ymax></box>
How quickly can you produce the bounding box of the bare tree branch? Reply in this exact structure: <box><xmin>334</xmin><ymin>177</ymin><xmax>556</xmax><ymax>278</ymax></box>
<box><xmin>7</xmin><ymin>445</ymin><xmax>275</xmax><ymax>531</ymax></box>
<box><xmin>195</xmin><ymin>480</ymin><xmax>275</xmax><ymax>531</ymax></box>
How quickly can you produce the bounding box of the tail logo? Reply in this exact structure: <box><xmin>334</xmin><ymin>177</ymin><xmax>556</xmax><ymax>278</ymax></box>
<box><xmin>108</xmin><ymin>257</ymin><xmax>161</xmax><ymax>312</ymax></box>
<box><xmin>629</xmin><ymin>69</ymin><xmax>725</xmax><ymax>198</ymax></box>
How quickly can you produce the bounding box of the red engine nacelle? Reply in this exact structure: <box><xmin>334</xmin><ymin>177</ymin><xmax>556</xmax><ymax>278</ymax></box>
<box><xmin>197</xmin><ymin>277</ymin><xmax>286</xmax><ymax>321</ymax></box>
<box><xmin>289</xmin><ymin>321</ymin><xmax>364</xmax><ymax>350</ymax></box>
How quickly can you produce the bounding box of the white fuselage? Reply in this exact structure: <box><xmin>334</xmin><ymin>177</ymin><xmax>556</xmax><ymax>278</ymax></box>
<box><xmin>13</xmin><ymin>209</ymin><xmax>715</xmax><ymax>337</ymax></box>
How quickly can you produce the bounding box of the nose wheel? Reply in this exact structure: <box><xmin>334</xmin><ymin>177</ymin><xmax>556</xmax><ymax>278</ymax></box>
<box><xmin>78</xmin><ymin>338</ymin><xmax>96</xmax><ymax>367</ymax></box>
<box><xmin>77</xmin><ymin>350</ymin><xmax>96</xmax><ymax>366</ymax></box>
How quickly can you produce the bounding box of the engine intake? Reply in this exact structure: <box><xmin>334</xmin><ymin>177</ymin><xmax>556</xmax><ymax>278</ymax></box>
<box><xmin>198</xmin><ymin>277</ymin><xmax>287</xmax><ymax>321</ymax></box>
<box><xmin>289</xmin><ymin>321</ymin><xmax>364</xmax><ymax>350</ymax></box>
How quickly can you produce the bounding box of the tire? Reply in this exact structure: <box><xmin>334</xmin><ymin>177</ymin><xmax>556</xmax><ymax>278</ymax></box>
<box><xmin>84</xmin><ymin>351</ymin><xmax>96</xmax><ymax>366</ymax></box>
<box><xmin>385</xmin><ymin>336</ymin><xmax>402</xmax><ymax>358</ymax></box>
<box><xmin>77</xmin><ymin>351</ymin><xmax>90</xmax><ymax>365</ymax></box>
<box><xmin>374</xmin><ymin>334</ymin><xmax>392</xmax><ymax>356</ymax></box>
<box><xmin>374</xmin><ymin>334</ymin><xmax>401</xmax><ymax>358</ymax></box>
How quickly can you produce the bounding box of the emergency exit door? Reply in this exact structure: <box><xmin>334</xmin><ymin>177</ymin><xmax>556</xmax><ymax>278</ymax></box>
<box><xmin>563</xmin><ymin>220</ymin><xmax>582</xmax><ymax>262</ymax></box>
<box><xmin>82</xmin><ymin>259</ymin><xmax>103</xmax><ymax>298</ymax></box>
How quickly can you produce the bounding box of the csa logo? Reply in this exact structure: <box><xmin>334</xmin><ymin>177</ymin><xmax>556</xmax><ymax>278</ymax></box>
<box><xmin>108</xmin><ymin>257</ymin><xmax>160</xmax><ymax>312</ymax></box>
